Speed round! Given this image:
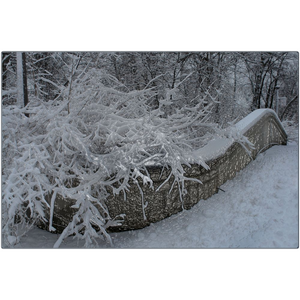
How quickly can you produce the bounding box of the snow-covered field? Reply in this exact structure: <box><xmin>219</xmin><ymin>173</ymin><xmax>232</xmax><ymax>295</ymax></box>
<box><xmin>7</xmin><ymin>134</ymin><xmax>298</xmax><ymax>249</ymax></box>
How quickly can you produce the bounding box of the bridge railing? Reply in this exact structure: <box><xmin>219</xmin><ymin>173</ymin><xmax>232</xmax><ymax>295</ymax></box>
<box><xmin>44</xmin><ymin>109</ymin><xmax>288</xmax><ymax>232</ymax></box>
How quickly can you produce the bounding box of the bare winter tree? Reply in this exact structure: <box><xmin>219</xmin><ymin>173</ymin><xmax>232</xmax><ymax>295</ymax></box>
<box><xmin>239</xmin><ymin>52</ymin><xmax>289</xmax><ymax>110</ymax></box>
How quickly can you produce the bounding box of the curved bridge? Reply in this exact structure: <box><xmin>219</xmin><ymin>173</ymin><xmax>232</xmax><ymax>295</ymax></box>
<box><xmin>105</xmin><ymin>109</ymin><xmax>287</xmax><ymax>231</ymax></box>
<box><xmin>46</xmin><ymin>109</ymin><xmax>288</xmax><ymax>233</ymax></box>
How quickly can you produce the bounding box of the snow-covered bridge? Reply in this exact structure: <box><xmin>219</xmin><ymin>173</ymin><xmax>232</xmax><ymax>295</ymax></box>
<box><xmin>49</xmin><ymin>109</ymin><xmax>287</xmax><ymax>233</ymax></box>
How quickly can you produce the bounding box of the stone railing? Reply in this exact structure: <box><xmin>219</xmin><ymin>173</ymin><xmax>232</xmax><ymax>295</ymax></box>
<box><xmin>44</xmin><ymin>109</ymin><xmax>288</xmax><ymax>233</ymax></box>
<box><xmin>105</xmin><ymin>109</ymin><xmax>287</xmax><ymax>231</ymax></box>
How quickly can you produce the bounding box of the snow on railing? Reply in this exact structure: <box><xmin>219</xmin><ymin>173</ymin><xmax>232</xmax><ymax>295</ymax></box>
<box><xmin>104</xmin><ymin>109</ymin><xmax>287</xmax><ymax>232</ymax></box>
<box><xmin>194</xmin><ymin>109</ymin><xmax>286</xmax><ymax>162</ymax></box>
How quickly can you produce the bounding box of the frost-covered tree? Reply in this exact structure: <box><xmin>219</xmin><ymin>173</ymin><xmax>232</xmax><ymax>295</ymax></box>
<box><xmin>2</xmin><ymin>65</ymin><xmax>232</xmax><ymax>247</ymax></box>
<box><xmin>2</xmin><ymin>51</ymin><xmax>298</xmax><ymax>248</ymax></box>
<box><xmin>2</xmin><ymin>52</ymin><xmax>18</xmax><ymax>105</ymax></box>
<box><xmin>239</xmin><ymin>52</ymin><xmax>288</xmax><ymax>109</ymax></box>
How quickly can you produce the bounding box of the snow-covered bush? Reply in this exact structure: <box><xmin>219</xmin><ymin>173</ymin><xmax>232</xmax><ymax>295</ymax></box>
<box><xmin>2</xmin><ymin>69</ymin><xmax>236</xmax><ymax>248</ymax></box>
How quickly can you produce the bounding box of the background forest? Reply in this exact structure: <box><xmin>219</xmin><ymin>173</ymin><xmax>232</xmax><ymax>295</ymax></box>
<box><xmin>1</xmin><ymin>51</ymin><xmax>299</xmax><ymax>247</ymax></box>
<box><xmin>2</xmin><ymin>52</ymin><xmax>299</xmax><ymax>122</ymax></box>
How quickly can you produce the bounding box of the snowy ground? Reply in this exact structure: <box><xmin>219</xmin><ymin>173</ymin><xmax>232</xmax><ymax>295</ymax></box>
<box><xmin>4</xmin><ymin>133</ymin><xmax>299</xmax><ymax>249</ymax></box>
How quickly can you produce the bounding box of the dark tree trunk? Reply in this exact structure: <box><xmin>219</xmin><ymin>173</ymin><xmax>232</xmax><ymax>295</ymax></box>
<box><xmin>22</xmin><ymin>52</ymin><xmax>29</xmax><ymax>108</ymax></box>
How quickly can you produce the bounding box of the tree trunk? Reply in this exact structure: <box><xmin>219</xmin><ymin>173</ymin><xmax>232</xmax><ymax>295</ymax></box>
<box><xmin>22</xmin><ymin>52</ymin><xmax>29</xmax><ymax>107</ymax></box>
<box><xmin>280</xmin><ymin>95</ymin><xmax>298</xmax><ymax>120</ymax></box>
<box><xmin>16</xmin><ymin>52</ymin><xmax>29</xmax><ymax>114</ymax></box>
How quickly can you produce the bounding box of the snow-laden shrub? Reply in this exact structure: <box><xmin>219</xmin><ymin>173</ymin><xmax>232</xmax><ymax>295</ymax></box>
<box><xmin>2</xmin><ymin>69</ymin><xmax>231</xmax><ymax>248</ymax></box>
